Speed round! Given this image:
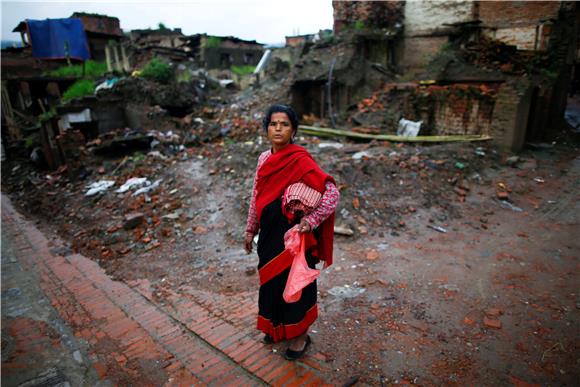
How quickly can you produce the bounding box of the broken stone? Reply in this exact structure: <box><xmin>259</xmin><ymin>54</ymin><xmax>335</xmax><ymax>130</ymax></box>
<box><xmin>123</xmin><ymin>212</ymin><xmax>145</xmax><ymax>230</ymax></box>
<box><xmin>484</xmin><ymin>308</ymin><xmax>503</xmax><ymax>317</ymax></box>
<box><xmin>496</xmin><ymin>191</ymin><xmax>509</xmax><ymax>200</ymax></box>
<box><xmin>193</xmin><ymin>225</ymin><xmax>208</xmax><ymax>234</ymax></box>
<box><xmin>334</xmin><ymin>225</ymin><xmax>354</xmax><ymax>236</ymax></box>
<box><xmin>366</xmin><ymin>249</ymin><xmax>379</xmax><ymax>260</ymax></box>
<box><xmin>357</xmin><ymin>225</ymin><xmax>368</xmax><ymax>235</ymax></box>
<box><xmin>505</xmin><ymin>156</ymin><xmax>520</xmax><ymax>166</ymax></box>
<box><xmin>483</xmin><ymin>317</ymin><xmax>502</xmax><ymax>329</ymax></box>
<box><xmin>245</xmin><ymin>267</ymin><xmax>256</xmax><ymax>276</ymax></box>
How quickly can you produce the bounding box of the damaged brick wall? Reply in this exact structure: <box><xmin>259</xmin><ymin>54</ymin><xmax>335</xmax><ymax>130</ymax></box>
<box><xmin>72</xmin><ymin>13</ymin><xmax>123</xmax><ymax>37</ymax></box>
<box><xmin>489</xmin><ymin>79</ymin><xmax>533</xmax><ymax>150</ymax></box>
<box><xmin>332</xmin><ymin>1</ymin><xmax>404</xmax><ymax>34</ymax></box>
<box><xmin>477</xmin><ymin>1</ymin><xmax>560</xmax><ymax>28</ymax></box>
<box><xmin>478</xmin><ymin>1</ymin><xmax>561</xmax><ymax>50</ymax></box>
<box><xmin>431</xmin><ymin>87</ymin><xmax>495</xmax><ymax>136</ymax></box>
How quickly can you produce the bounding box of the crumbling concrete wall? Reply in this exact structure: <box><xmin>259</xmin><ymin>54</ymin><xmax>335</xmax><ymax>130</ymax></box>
<box><xmin>402</xmin><ymin>1</ymin><xmax>473</xmax><ymax>71</ymax></box>
<box><xmin>478</xmin><ymin>1</ymin><xmax>561</xmax><ymax>51</ymax></box>
<box><xmin>404</xmin><ymin>1</ymin><xmax>473</xmax><ymax>34</ymax></box>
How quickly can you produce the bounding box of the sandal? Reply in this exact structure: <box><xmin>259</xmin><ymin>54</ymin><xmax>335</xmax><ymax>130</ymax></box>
<box><xmin>263</xmin><ymin>334</ymin><xmax>274</xmax><ymax>344</ymax></box>
<box><xmin>284</xmin><ymin>335</ymin><xmax>311</xmax><ymax>361</ymax></box>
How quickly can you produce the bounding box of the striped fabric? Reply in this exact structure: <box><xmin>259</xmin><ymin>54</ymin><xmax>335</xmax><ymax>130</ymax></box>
<box><xmin>282</xmin><ymin>182</ymin><xmax>322</xmax><ymax>216</ymax></box>
<box><xmin>246</xmin><ymin>150</ymin><xmax>340</xmax><ymax>236</ymax></box>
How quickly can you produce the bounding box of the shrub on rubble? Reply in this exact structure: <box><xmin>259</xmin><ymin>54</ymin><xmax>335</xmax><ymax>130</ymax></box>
<box><xmin>62</xmin><ymin>79</ymin><xmax>95</xmax><ymax>101</ymax></box>
<box><xmin>47</xmin><ymin>60</ymin><xmax>108</xmax><ymax>78</ymax></box>
<box><xmin>231</xmin><ymin>65</ymin><xmax>255</xmax><ymax>76</ymax></box>
<box><xmin>141</xmin><ymin>57</ymin><xmax>173</xmax><ymax>84</ymax></box>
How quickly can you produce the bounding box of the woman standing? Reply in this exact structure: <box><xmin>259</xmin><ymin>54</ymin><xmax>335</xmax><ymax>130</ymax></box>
<box><xmin>245</xmin><ymin>104</ymin><xmax>339</xmax><ymax>360</ymax></box>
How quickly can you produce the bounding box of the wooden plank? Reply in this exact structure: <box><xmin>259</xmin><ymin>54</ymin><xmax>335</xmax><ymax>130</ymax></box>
<box><xmin>298</xmin><ymin>125</ymin><xmax>493</xmax><ymax>142</ymax></box>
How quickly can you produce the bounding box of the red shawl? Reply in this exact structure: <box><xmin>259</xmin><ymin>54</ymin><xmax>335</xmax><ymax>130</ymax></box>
<box><xmin>255</xmin><ymin>144</ymin><xmax>335</xmax><ymax>267</ymax></box>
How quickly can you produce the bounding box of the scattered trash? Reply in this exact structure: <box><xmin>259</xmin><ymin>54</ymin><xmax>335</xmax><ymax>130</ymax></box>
<box><xmin>533</xmin><ymin>177</ymin><xmax>545</xmax><ymax>183</ymax></box>
<box><xmin>427</xmin><ymin>224</ymin><xmax>447</xmax><ymax>233</ymax></box>
<box><xmin>85</xmin><ymin>180</ymin><xmax>115</xmax><ymax>196</ymax></box>
<box><xmin>397</xmin><ymin>118</ymin><xmax>422</xmax><ymax>137</ymax></box>
<box><xmin>352</xmin><ymin>151</ymin><xmax>371</xmax><ymax>160</ymax></box>
<box><xmin>318</xmin><ymin>142</ymin><xmax>344</xmax><ymax>149</ymax></box>
<box><xmin>95</xmin><ymin>77</ymin><xmax>120</xmax><ymax>93</ymax></box>
<box><xmin>497</xmin><ymin>200</ymin><xmax>523</xmax><ymax>212</ymax></box>
<box><xmin>475</xmin><ymin>147</ymin><xmax>486</xmax><ymax>156</ymax></box>
<box><xmin>133</xmin><ymin>179</ymin><xmax>163</xmax><ymax>196</ymax></box>
<box><xmin>455</xmin><ymin>162</ymin><xmax>466</xmax><ymax>169</ymax></box>
<box><xmin>116</xmin><ymin>177</ymin><xmax>149</xmax><ymax>193</ymax></box>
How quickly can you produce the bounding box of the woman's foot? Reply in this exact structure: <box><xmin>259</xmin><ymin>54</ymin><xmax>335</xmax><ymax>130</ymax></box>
<box><xmin>263</xmin><ymin>334</ymin><xmax>274</xmax><ymax>344</ymax></box>
<box><xmin>284</xmin><ymin>335</ymin><xmax>311</xmax><ymax>361</ymax></box>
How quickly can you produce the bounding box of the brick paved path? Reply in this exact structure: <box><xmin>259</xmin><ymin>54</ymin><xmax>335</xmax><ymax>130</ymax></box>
<box><xmin>2</xmin><ymin>195</ymin><xmax>330</xmax><ymax>386</ymax></box>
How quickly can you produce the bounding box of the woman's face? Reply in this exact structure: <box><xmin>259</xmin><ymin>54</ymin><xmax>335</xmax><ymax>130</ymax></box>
<box><xmin>267</xmin><ymin>112</ymin><xmax>295</xmax><ymax>150</ymax></box>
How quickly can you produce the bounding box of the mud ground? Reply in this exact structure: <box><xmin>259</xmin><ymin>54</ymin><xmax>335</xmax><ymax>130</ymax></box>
<box><xmin>2</xmin><ymin>128</ymin><xmax>579</xmax><ymax>385</ymax></box>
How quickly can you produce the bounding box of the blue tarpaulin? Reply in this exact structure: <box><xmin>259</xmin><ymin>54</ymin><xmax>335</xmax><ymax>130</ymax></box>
<box><xmin>27</xmin><ymin>18</ymin><xmax>90</xmax><ymax>60</ymax></box>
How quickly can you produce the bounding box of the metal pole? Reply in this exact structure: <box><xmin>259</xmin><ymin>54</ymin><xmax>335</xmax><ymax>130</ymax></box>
<box><xmin>326</xmin><ymin>58</ymin><xmax>337</xmax><ymax>128</ymax></box>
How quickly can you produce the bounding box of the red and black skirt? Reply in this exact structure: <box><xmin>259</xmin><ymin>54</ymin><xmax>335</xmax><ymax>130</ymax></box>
<box><xmin>256</xmin><ymin>199</ymin><xmax>318</xmax><ymax>342</ymax></box>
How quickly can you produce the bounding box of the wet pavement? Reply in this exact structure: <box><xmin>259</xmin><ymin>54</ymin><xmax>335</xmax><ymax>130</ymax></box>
<box><xmin>1</xmin><ymin>195</ymin><xmax>329</xmax><ymax>386</ymax></box>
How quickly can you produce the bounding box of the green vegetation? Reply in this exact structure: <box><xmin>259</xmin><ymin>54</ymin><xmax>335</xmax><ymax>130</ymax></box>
<box><xmin>158</xmin><ymin>22</ymin><xmax>168</xmax><ymax>30</ymax></box>
<box><xmin>24</xmin><ymin>132</ymin><xmax>39</xmax><ymax>148</ymax></box>
<box><xmin>176</xmin><ymin>71</ymin><xmax>192</xmax><ymax>83</ymax></box>
<box><xmin>62</xmin><ymin>79</ymin><xmax>95</xmax><ymax>101</ymax></box>
<box><xmin>141</xmin><ymin>57</ymin><xmax>173</xmax><ymax>83</ymax></box>
<box><xmin>204</xmin><ymin>36</ymin><xmax>222</xmax><ymax>48</ymax></box>
<box><xmin>47</xmin><ymin>60</ymin><xmax>107</xmax><ymax>78</ymax></box>
<box><xmin>439</xmin><ymin>42</ymin><xmax>453</xmax><ymax>52</ymax></box>
<box><xmin>230</xmin><ymin>65</ymin><xmax>256</xmax><ymax>76</ymax></box>
<box><xmin>354</xmin><ymin>20</ymin><xmax>366</xmax><ymax>31</ymax></box>
<box><xmin>38</xmin><ymin>108</ymin><xmax>57</xmax><ymax>123</ymax></box>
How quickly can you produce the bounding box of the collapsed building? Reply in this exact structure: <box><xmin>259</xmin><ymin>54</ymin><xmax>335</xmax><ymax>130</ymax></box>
<box><xmin>1</xmin><ymin>12</ymin><xmax>266</xmax><ymax>171</ymax></box>
<box><xmin>286</xmin><ymin>0</ymin><xmax>577</xmax><ymax>150</ymax></box>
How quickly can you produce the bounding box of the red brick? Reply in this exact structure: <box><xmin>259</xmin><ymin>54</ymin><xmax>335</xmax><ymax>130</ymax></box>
<box><xmin>271</xmin><ymin>367</ymin><xmax>300</xmax><ymax>386</ymax></box>
<box><xmin>93</xmin><ymin>362</ymin><xmax>108</xmax><ymax>379</ymax></box>
<box><xmin>483</xmin><ymin>317</ymin><xmax>502</xmax><ymax>329</ymax></box>
<box><xmin>261</xmin><ymin>361</ymin><xmax>294</xmax><ymax>383</ymax></box>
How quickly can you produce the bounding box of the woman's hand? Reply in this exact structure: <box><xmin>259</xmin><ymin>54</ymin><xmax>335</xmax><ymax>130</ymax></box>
<box><xmin>244</xmin><ymin>234</ymin><xmax>254</xmax><ymax>254</ymax></box>
<box><xmin>298</xmin><ymin>218</ymin><xmax>311</xmax><ymax>233</ymax></box>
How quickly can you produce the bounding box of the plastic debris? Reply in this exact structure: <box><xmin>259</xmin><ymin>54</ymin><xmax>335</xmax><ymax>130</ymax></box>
<box><xmin>427</xmin><ymin>224</ymin><xmax>447</xmax><ymax>233</ymax></box>
<box><xmin>352</xmin><ymin>151</ymin><xmax>371</xmax><ymax>160</ymax></box>
<box><xmin>397</xmin><ymin>118</ymin><xmax>422</xmax><ymax>137</ymax></box>
<box><xmin>498</xmin><ymin>200</ymin><xmax>523</xmax><ymax>212</ymax></box>
<box><xmin>85</xmin><ymin>180</ymin><xmax>115</xmax><ymax>196</ymax></box>
<box><xmin>318</xmin><ymin>142</ymin><xmax>344</xmax><ymax>149</ymax></box>
<box><xmin>132</xmin><ymin>179</ymin><xmax>162</xmax><ymax>196</ymax></box>
<box><xmin>116</xmin><ymin>177</ymin><xmax>148</xmax><ymax>193</ymax></box>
